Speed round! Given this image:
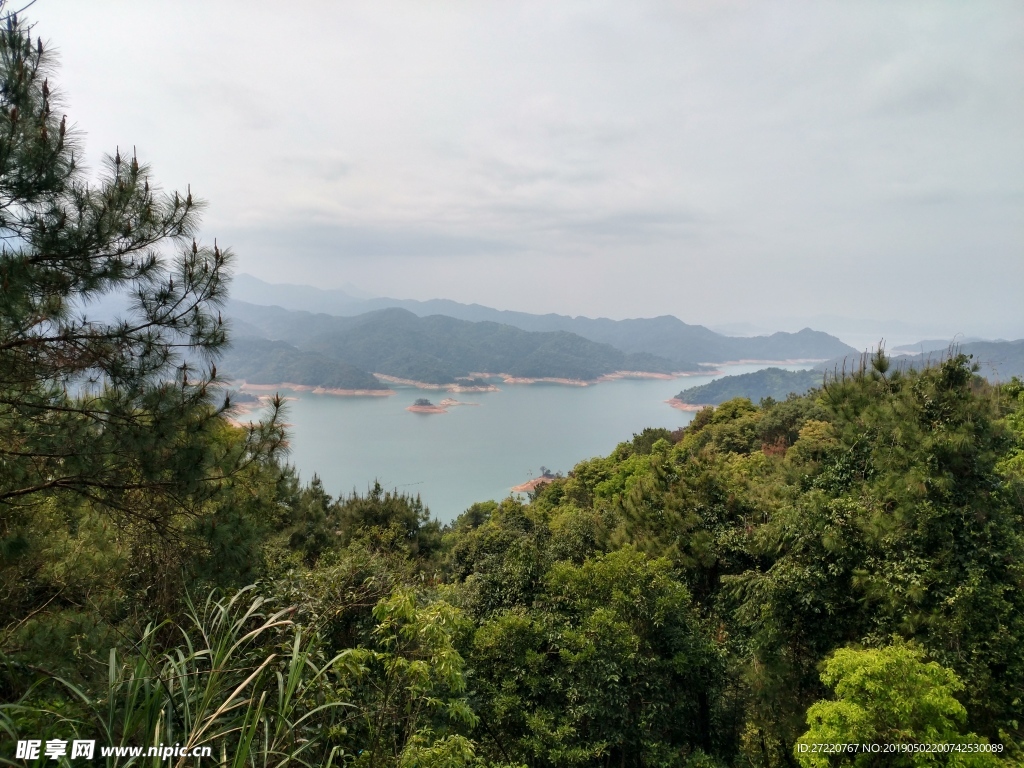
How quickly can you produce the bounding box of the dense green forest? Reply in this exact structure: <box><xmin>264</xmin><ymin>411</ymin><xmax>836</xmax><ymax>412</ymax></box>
<box><xmin>8</xmin><ymin>342</ymin><xmax>1024</xmax><ymax>765</ymax></box>
<box><xmin>227</xmin><ymin>301</ymin><xmax>689</xmax><ymax>385</ymax></box>
<box><xmin>675</xmin><ymin>346</ymin><xmax>1024</xmax><ymax>408</ymax></box>
<box><xmin>674</xmin><ymin>368</ymin><xmax>826</xmax><ymax>405</ymax></box>
<box><xmin>219</xmin><ymin>337</ymin><xmax>389</xmax><ymax>390</ymax></box>
<box><xmin>3</xmin><ymin>14</ymin><xmax>1024</xmax><ymax>768</ymax></box>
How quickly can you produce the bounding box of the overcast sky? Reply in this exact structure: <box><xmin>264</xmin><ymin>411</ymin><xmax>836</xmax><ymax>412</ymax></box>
<box><xmin>28</xmin><ymin>1</ymin><xmax>1024</xmax><ymax>339</ymax></box>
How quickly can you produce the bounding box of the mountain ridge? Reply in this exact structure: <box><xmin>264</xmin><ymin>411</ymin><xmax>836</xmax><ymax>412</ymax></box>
<box><xmin>223</xmin><ymin>302</ymin><xmax>695</xmax><ymax>387</ymax></box>
<box><xmin>231</xmin><ymin>274</ymin><xmax>856</xmax><ymax>364</ymax></box>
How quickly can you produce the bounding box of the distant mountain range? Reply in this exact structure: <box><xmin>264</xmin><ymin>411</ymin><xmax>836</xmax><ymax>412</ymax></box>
<box><xmin>891</xmin><ymin>339</ymin><xmax>1024</xmax><ymax>382</ymax></box>
<box><xmin>892</xmin><ymin>338</ymin><xmax>989</xmax><ymax>355</ymax></box>
<box><xmin>226</xmin><ymin>275</ymin><xmax>857</xmax><ymax>388</ymax></box>
<box><xmin>223</xmin><ymin>302</ymin><xmax>689</xmax><ymax>387</ymax></box>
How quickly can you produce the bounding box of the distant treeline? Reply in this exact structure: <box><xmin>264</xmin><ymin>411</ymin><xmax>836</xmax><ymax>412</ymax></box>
<box><xmin>674</xmin><ymin>342</ymin><xmax>1024</xmax><ymax>405</ymax></box>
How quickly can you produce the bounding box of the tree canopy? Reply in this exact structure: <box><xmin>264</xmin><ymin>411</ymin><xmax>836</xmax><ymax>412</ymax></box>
<box><xmin>0</xmin><ymin>11</ymin><xmax>283</xmax><ymax>518</ymax></box>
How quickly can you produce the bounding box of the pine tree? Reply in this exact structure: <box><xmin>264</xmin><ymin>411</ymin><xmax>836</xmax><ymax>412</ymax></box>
<box><xmin>0</xmin><ymin>9</ymin><xmax>283</xmax><ymax>518</ymax></box>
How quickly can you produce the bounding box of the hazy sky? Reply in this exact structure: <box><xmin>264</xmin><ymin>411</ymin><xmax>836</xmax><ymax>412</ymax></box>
<box><xmin>28</xmin><ymin>1</ymin><xmax>1024</xmax><ymax>337</ymax></box>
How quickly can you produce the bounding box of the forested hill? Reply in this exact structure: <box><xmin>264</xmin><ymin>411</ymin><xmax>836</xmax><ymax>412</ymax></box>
<box><xmin>672</xmin><ymin>341</ymin><xmax>1024</xmax><ymax>405</ymax></box>
<box><xmin>674</xmin><ymin>367</ymin><xmax>825</xmax><ymax>405</ymax></box>
<box><xmin>232</xmin><ymin>274</ymin><xmax>857</xmax><ymax>363</ymax></box>
<box><xmin>219</xmin><ymin>338</ymin><xmax>389</xmax><ymax>390</ymax></box>
<box><xmin>225</xmin><ymin>301</ymin><xmax>692</xmax><ymax>385</ymax></box>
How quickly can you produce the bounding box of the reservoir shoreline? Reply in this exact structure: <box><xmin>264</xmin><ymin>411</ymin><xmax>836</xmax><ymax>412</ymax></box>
<box><xmin>666</xmin><ymin>398</ymin><xmax>713</xmax><ymax>412</ymax></box>
<box><xmin>237</xmin><ymin>368</ymin><xmax>727</xmax><ymax>397</ymax></box>
<box><xmin>236</xmin><ymin>381</ymin><xmax>396</xmax><ymax>396</ymax></box>
<box><xmin>257</xmin><ymin>362</ymin><xmax>816</xmax><ymax>522</ymax></box>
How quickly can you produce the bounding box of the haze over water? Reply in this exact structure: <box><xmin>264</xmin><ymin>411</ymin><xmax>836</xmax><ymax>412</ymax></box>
<box><xmin>276</xmin><ymin>363</ymin><xmax>813</xmax><ymax>522</ymax></box>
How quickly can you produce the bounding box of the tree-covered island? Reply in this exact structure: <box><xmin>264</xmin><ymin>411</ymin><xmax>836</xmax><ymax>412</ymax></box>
<box><xmin>407</xmin><ymin>397</ymin><xmax>447</xmax><ymax>413</ymax></box>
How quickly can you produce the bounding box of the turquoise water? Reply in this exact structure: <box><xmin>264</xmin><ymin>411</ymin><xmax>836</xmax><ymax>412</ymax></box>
<box><xmin>273</xmin><ymin>364</ymin><xmax>812</xmax><ymax>522</ymax></box>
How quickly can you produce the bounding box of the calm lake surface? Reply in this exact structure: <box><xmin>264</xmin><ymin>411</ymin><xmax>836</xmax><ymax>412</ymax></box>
<box><xmin>273</xmin><ymin>363</ymin><xmax>813</xmax><ymax>522</ymax></box>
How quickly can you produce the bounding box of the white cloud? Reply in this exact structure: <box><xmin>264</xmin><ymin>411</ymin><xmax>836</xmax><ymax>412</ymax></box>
<box><xmin>29</xmin><ymin>0</ymin><xmax>1024</xmax><ymax>335</ymax></box>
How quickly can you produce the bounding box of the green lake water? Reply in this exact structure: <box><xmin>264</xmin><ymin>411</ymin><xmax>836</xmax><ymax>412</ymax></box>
<box><xmin>273</xmin><ymin>363</ymin><xmax>813</xmax><ymax>522</ymax></box>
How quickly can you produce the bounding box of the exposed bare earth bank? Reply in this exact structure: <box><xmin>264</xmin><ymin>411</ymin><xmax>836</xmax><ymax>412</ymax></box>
<box><xmin>406</xmin><ymin>404</ymin><xmax>448</xmax><ymax>414</ymax></box>
<box><xmin>694</xmin><ymin>358</ymin><xmax>827</xmax><ymax>367</ymax></box>
<box><xmin>511</xmin><ymin>476</ymin><xmax>555</xmax><ymax>493</ymax></box>
<box><xmin>468</xmin><ymin>370</ymin><xmax>705</xmax><ymax>387</ymax></box>
<box><xmin>225</xmin><ymin>393</ymin><xmax>299</xmax><ymax>427</ymax></box>
<box><xmin>374</xmin><ymin>374</ymin><xmax>499</xmax><ymax>393</ymax></box>
<box><xmin>233</xmin><ymin>361</ymin><xmax>824</xmax><ymax>409</ymax></box>
<box><xmin>665</xmin><ymin>398</ymin><xmax>713</xmax><ymax>412</ymax></box>
<box><xmin>233</xmin><ymin>370</ymin><xmax>713</xmax><ymax>396</ymax></box>
<box><xmin>236</xmin><ymin>381</ymin><xmax>396</xmax><ymax>396</ymax></box>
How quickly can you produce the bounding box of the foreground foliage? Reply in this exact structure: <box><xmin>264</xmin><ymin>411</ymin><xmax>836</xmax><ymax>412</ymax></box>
<box><xmin>5</xmin><ymin>352</ymin><xmax>1022</xmax><ymax>766</ymax></box>
<box><xmin>795</xmin><ymin>644</ymin><xmax>1002</xmax><ymax>767</ymax></box>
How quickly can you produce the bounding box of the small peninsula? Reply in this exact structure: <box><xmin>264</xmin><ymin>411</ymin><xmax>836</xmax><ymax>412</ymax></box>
<box><xmin>512</xmin><ymin>467</ymin><xmax>559</xmax><ymax>493</ymax></box>
<box><xmin>511</xmin><ymin>476</ymin><xmax>554</xmax><ymax>493</ymax></box>
<box><xmin>671</xmin><ymin>367</ymin><xmax>825</xmax><ymax>408</ymax></box>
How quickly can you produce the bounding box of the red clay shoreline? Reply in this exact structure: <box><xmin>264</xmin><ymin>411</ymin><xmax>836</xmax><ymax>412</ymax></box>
<box><xmin>234</xmin><ymin>372</ymin><xmax>702</xmax><ymax>393</ymax></box>
<box><xmin>467</xmin><ymin>370</ymin><xmax>707</xmax><ymax>387</ymax></box>
<box><xmin>665</xmin><ymin>397</ymin><xmax>714</xmax><ymax>412</ymax></box>
<box><xmin>511</xmin><ymin>476</ymin><xmax>555</xmax><ymax>493</ymax></box>
<box><xmin>232</xmin><ymin>359</ymin><xmax>825</xmax><ymax>399</ymax></box>
<box><xmin>374</xmin><ymin>374</ymin><xmax>500</xmax><ymax>393</ymax></box>
<box><xmin>234</xmin><ymin>381</ymin><xmax>396</xmax><ymax>396</ymax></box>
<box><xmin>695</xmin><ymin>358</ymin><xmax>829</xmax><ymax>366</ymax></box>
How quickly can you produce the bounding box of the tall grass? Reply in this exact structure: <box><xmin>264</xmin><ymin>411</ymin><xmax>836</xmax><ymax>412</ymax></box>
<box><xmin>1</xmin><ymin>587</ymin><xmax>348</xmax><ymax>767</ymax></box>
